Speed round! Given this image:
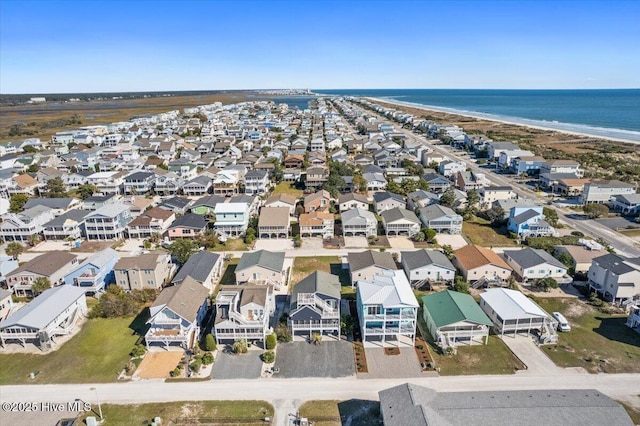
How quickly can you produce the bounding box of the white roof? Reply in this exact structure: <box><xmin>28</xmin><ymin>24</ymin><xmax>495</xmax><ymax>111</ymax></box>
<box><xmin>480</xmin><ymin>288</ymin><xmax>550</xmax><ymax>320</ymax></box>
<box><xmin>88</xmin><ymin>171</ymin><xmax>118</xmax><ymax>179</ymax></box>
<box><xmin>214</xmin><ymin>202</ymin><xmax>248</xmax><ymax>213</ymax></box>
<box><xmin>358</xmin><ymin>270</ymin><xmax>419</xmax><ymax>308</ymax></box>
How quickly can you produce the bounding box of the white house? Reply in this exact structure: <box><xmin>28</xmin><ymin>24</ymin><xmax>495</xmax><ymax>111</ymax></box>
<box><xmin>401</xmin><ymin>249</ymin><xmax>456</xmax><ymax>286</ymax></box>
<box><xmin>503</xmin><ymin>248</ymin><xmax>568</xmax><ymax>282</ymax></box>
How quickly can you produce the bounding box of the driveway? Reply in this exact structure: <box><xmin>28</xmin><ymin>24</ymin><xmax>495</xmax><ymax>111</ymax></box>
<box><xmin>387</xmin><ymin>237</ymin><xmax>414</xmax><ymax>249</ymax></box>
<box><xmin>254</xmin><ymin>239</ymin><xmax>294</xmax><ymax>251</ymax></box>
<box><xmin>500</xmin><ymin>335</ymin><xmax>584</xmax><ymax>375</ymax></box>
<box><xmin>435</xmin><ymin>234</ymin><xmax>468</xmax><ymax>250</ymax></box>
<box><xmin>211</xmin><ymin>347</ymin><xmax>263</xmax><ymax>379</ymax></box>
<box><xmin>274</xmin><ymin>341</ymin><xmax>355</xmax><ymax>378</ymax></box>
<box><xmin>301</xmin><ymin>237</ymin><xmax>324</xmax><ymax>250</ymax></box>
<box><xmin>361</xmin><ymin>347</ymin><xmax>424</xmax><ymax>379</ymax></box>
<box><xmin>343</xmin><ymin>236</ymin><xmax>368</xmax><ymax>248</ymax></box>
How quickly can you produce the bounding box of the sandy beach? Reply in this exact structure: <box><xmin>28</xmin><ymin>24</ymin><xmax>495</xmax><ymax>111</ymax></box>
<box><xmin>367</xmin><ymin>97</ymin><xmax>640</xmax><ymax>145</ymax></box>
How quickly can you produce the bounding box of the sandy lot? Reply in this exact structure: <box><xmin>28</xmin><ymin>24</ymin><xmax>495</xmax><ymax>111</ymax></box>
<box><xmin>435</xmin><ymin>234</ymin><xmax>468</xmax><ymax>250</ymax></box>
<box><xmin>387</xmin><ymin>237</ymin><xmax>415</xmax><ymax>249</ymax></box>
<box><xmin>136</xmin><ymin>351</ymin><xmax>184</xmax><ymax>379</ymax></box>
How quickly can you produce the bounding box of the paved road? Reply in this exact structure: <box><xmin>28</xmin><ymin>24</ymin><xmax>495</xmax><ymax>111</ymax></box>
<box><xmin>351</xmin><ymin>101</ymin><xmax>640</xmax><ymax>257</ymax></box>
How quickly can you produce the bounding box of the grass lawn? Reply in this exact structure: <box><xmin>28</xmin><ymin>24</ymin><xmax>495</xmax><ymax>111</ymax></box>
<box><xmin>290</xmin><ymin>256</ymin><xmax>350</xmax><ymax>290</ymax></box>
<box><xmin>209</xmin><ymin>238</ymin><xmax>248</xmax><ymax>251</ymax></box>
<box><xmin>0</xmin><ymin>316</ymin><xmax>142</xmax><ymax>385</ymax></box>
<box><xmin>298</xmin><ymin>400</ymin><xmax>381</xmax><ymax>426</ymax></box>
<box><xmin>463</xmin><ymin>217</ymin><xmax>518</xmax><ymax>247</ymax></box>
<box><xmin>417</xmin><ymin>309</ymin><xmax>525</xmax><ymax>375</ymax></box>
<box><xmin>536</xmin><ymin>298</ymin><xmax>640</xmax><ymax>373</ymax></box>
<box><xmin>271</xmin><ymin>182</ymin><xmax>303</xmax><ymax>198</ymax></box>
<box><xmin>79</xmin><ymin>401</ymin><xmax>273</xmax><ymax>426</ymax></box>
<box><xmin>219</xmin><ymin>258</ymin><xmax>240</xmax><ymax>286</ymax></box>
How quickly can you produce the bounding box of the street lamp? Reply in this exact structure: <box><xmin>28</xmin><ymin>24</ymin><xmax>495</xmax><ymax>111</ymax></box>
<box><xmin>89</xmin><ymin>387</ymin><xmax>103</xmax><ymax>421</ymax></box>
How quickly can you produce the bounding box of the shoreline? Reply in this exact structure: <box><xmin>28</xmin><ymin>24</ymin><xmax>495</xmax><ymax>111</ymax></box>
<box><xmin>366</xmin><ymin>97</ymin><xmax>640</xmax><ymax>145</ymax></box>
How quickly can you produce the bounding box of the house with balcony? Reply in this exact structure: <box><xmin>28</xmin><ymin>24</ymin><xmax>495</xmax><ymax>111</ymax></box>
<box><xmin>191</xmin><ymin>195</ymin><xmax>225</xmax><ymax>215</ymax></box>
<box><xmin>84</xmin><ymin>203</ymin><xmax>131</xmax><ymax>240</ymax></box>
<box><xmin>6</xmin><ymin>251</ymin><xmax>78</xmax><ymax>297</ymax></box>
<box><xmin>258</xmin><ymin>207</ymin><xmax>290</xmax><ymax>239</ymax></box>
<box><xmin>63</xmin><ymin>248</ymin><xmax>118</xmax><ymax>295</ymax></box>
<box><xmin>381</xmin><ymin>207</ymin><xmax>420</xmax><ymax>237</ymax></box>
<box><xmin>0</xmin><ymin>205</ymin><xmax>55</xmax><ymax>242</ymax></box>
<box><xmin>0</xmin><ymin>285</ymin><xmax>87</xmax><ymax>350</ymax></box>
<box><xmin>126</xmin><ymin>206</ymin><xmax>175</xmax><ymax>239</ymax></box>
<box><xmin>453</xmin><ymin>245</ymin><xmax>512</xmax><ymax>285</ymax></box>
<box><xmin>610</xmin><ymin>193</ymin><xmax>640</xmax><ymax>216</ymax></box>
<box><xmin>540</xmin><ymin>159</ymin><xmax>584</xmax><ymax>177</ymax></box>
<box><xmin>373</xmin><ymin>191</ymin><xmax>405</xmax><ymax>214</ymax></box>
<box><xmin>338</xmin><ymin>192</ymin><xmax>369</xmax><ymax>212</ymax></box>
<box><xmin>407</xmin><ymin>190</ymin><xmax>439</xmax><ymax>210</ymax></box>
<box><xmin>289</xmin><ymin>271</ymin><xmax>340</xmax><ymax>339</ymax></box>
<box><xmin>7</xmin><ymin>174</ymin><xmax>39</xmax><ymax>196</ymax></box>
<box><xmin>264</xmin><ymin>193</ymin><xmax>298</xmax><ymax>216</ymax></box>
<box><xmin>509</xmin><ymin>155</ymin><xmax>546</xmax><ymax>176</ymax></box>
<box><xmin>587</xmin><ymin>254</ymin><xmax>640</xmax><ymax>303</ymax></box>
<box><xmin>124</xmin><ymin>171</ymin><xmax>156</xmax><ymax>195</ymax></box>
<box><xmin>214</xmin><ymin>202</ymin><xmax>250</xmax><ymax>238</ymax></box>
<box><xmin>212</xmin><ymin>169</ymin><xmax>242</xmax><ymax>196</ymax></box>
<box><xmin>422</xmin><ymin>173</ymin><xmax>452</xmax><ymax>194</ymax></box>
<box><xmin>213</xmin><ymin>285</ymin><xmax>274</xmax><ymax>344</ymax></box>
<box><xmin>418</xmin><ymin>204</ymin><xmax>462</xmax><ymax>234</ymax></box>
<box><xmin>299</xmin><ymin>211</ymin><xmax>334</xmax><ymax>239</ymax></box>
<box><xmin>166</xmin><ymin>213</ymin><xmax>207</xmax><ymax>240</ymax></box>
<box><xmin>362</xmin><ymin>171</ymin><xmax>387</xmax><ymax>192</ymax></box>
<box><xmin>304</xmin><ymin>190</ymin><xmax>332</xmax><ymax>213</ymax></box>
<box><xmin>86</xmin><ymin>171</ymin><xmax>124</xmax><ymax>195</ymax></box>
<box><xmin>244</xmin><ymin>170</ymin><xmax>270</xmax><ymax>195</ymax></box>
<box><xmin>23</xmin><ymin>197</ymin><xmax>82</xmax><ymax>217</ymax></box>
<box><xmin>401</xmin><ymin>249</ymin><xmax>456</xmax><ymax>287</ymax></box>
<box><xmin>507</xmin><ymin>207</ymin><xmax>556</xmax><ymax>239</ymax></box>
<box><xmin>154</xmin><ymin>172</ymin><xmax>184</xmax><ymax>196</ymax></box>
<box><xmin>83</xmin><ymin>193</ymin><xmax>118</xmax><ymax>211</ymax></box>
<box><xmin>341</xmin><ymin>208</ymin><xmax>377</xmax><ymax>237</ymax></box>
<box><xmin>114</xmin><ymin>252</ymin><xmax>174</xmax><ymax>291</ymax></box>
<box><xmin>503</xmin><ymin>248</ymin><xmax>569</xmax><ymax>283</ymax></box>
<box><xmin>439</xmin><ymin>160</ymin><xmax>466</xmax><ymax>177</ymax></box>
<box><xmin>305</xmin><ymin>166</ymin><xmax>329</xmax><ymax>189</ymax></box>
<box><xmin>145</xmin><ymin>276</ymin><xmax>209</xmax><ymax>350</ymax></box>
<box><xmin>479</xmin><ymin>186</ymin><xmax>516</xmax><ymax>209</ymax></box>
<box><xmin>171</xmin><ymin>251</ymin><xmax>222</xmax><ymax>292</ymax></box>
<box><xmin>181</xmin><ymin>175</ymin><xmax>212</xmax><ymax>196</ymax></box>
<box><xmin>580</xmin><ymin>180</ymin><xmax>636</xmax><ymax>204</ymax></box>
<box><xmin>356</xmin><ymin>270</ymin><xmax>419</xmax><ymax>346</ymax></box>
<box><xmin>348</xmin><ymin>250</ymin><xmax>397</xmax><ymax>286</ymax></box>
<box><xmin>235</xmin><ymin>250</ymin><xmax>286</xmax><ymax>289</ymax></box>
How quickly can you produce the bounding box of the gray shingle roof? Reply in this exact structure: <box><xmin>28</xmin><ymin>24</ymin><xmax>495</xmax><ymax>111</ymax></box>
<box><xmin>43</xmin><ymin>209</ymin><xmax>91</xmax><ymax>227</ymax></box>
<box><xmin>511</xmin><ymin>208</ymin><xmax>541</xmax><ymax>225</ymax></box>
<box><xmin>419</xmin><ymin>204</ymin><xmax>457</xmax><ymax>221</ymax></box>
<box><xmin>373</xmin><ymin>191</ymin><xmax>405</xmax><ymax>204</ymax></box>
<box><xmin>292</xmin><ymin>271</ymin><xmax>341</xmax><ymax>302</ymax></box>
<box><xmin>401</xmin><ymin>249</ymin><xmax>455</xmax><ymax>271</ymax></box>
<box><xmin>341</xmin><ymin>208</ymin><xmax>375</xmax><ymax>225</ymax></box>
<box><xmin>151</xmin><ymin>276</ymin><xmax>209</xmax><ymax>323</ymax></box>
<box><xmin>379</xmin><ymin>383</ymin><xmax>633</xmax><ymax>426</ymax></box>
<box><xmin>504</xmin><ymin>248</ymin><xmax>566</xmax><ymax>270</ymax></box>
<box><xmin>24</xmin><ymin>198</ymin><xmax>77</xmax><ymax>210</ymax></box>
<box><xmin>236</xmin><ymin>250</ymin><xmax>285</xmax><ymax>274</ymax></box>
<box><xmin>0</xmin><ymin>285</ymin><xmax>86</xmax><ymax>330</ymax></box>
<box><xmin>8</xmin><ymin>251</ymin><xmax>77</xmax><ymax>277</ymax></box>
<box><xmin>381</xmin><ymin>207</ymin><xmax>420</xmax><ymax>224</ymax></box>
<box><xmin>348</xmin><ymin>250</ymin><xmax>397</xmax><ymax>273</ymax></box>
<box><xmin>593</xmin><ymin>253</ymin><xmax>637</xmax><ymax>275</ymax></box>
<box><xmin>171</xmin><ymin>251</ymin><xmax>220</xmax><ymax>284</ymax></box>
<box><xmin>169</xmin><ymin>213</ymin><xmax>207</xmax><ymax>230</ymax></box>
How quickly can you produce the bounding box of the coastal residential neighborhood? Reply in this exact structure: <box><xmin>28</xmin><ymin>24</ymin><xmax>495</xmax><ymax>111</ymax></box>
<box><xmin>1</xmin><ymin>95</ymin><xmax>639</xmax><ymax>426</ymax></box>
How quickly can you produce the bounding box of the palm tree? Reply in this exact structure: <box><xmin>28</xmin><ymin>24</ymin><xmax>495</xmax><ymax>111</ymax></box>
<box><xmin>5</xmin><ymin>242</ymin><xmax>24</xmax><ymax>260</ymax></box>
<box><xmin>311</xmin><ymin>333</ymin><xmax>322</xmax><ymax>345</ymax></box>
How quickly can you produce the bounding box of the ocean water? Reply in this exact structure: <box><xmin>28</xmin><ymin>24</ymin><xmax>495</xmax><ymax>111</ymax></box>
<box><xmin>313</xmin><ymin>89</ymin><xmax>640</xmax><ymax>139</ymax></box>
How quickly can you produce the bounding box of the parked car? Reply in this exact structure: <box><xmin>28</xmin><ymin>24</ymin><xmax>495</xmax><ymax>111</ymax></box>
<box><xmin>552</xmin><ymin>312</ymin><xmax>571</xmax><ymax>332</ymax></box>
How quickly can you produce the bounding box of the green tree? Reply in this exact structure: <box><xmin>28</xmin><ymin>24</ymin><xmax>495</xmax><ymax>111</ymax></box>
<box><xmin>441</xmin><ymin>244</ymin><xmax>454</xmax><ymax>258</ymax></box>
<box><xmin>22</xmin><ymin>145</ymin><xmax>38</xmax><ymax>153</ymax></box>
<box><xmin>543</xmin><ymin>207</ymin><xmax>559</xmax><ymax>227</ymax></box>
<box><xmin>9</xmin><ymin>193</ymin><xmax>29</xmax><ymax>213</ymax></box>
<box><xmin>26</xmin><ymin>164</ymin><xmax>40</xmax><ymax>173</ymax></box>
<box><xmin>423</xmin><ymin>228</ymin><xmax>437</xmax><ymax>243</ymax></box>
<box><xmin>89</xmin><ymin>285</ymin><xmax>141</xmax><ymax>318</ymax></box>
<box><xmin>261</xmin><ymin>350</ymin><xmax>275</xmax><ymax>363</ymax></box>
<box><xmin>534</xmin><ymin>277</ymin><xmax>558</xmax><ymax>292</ymax></box>
<box><xmin>463</xmin><ymin>189</ymin><xmax>480</xmax><ymax>219</ymax></box>
<box><xmin>453</xmin><ymin>276</ymin><xmax>470</xmax><ymax>294</ymax></box>
<box><xmin>169</xmin><ymin>239</ymin><xmax>198</xmax><ymax>264</ymax></box>
<box><xmin>202</xmin><ymin>334</ymin><xmax>217</xmax><ymax>352</ymax></box>
<box><xmin>583</xmin><ymin>203</ymin><xmax>609</xmax><ymax>219</ymax></box>
<box><xmin>31</xmin><ymin>277</ymin><xmax>51</xmax><ymax>295</ymax></box>
<box><xmin>44</xmin><ymin>177</ymin><xmax>67</xmax><ymax>198</ymax></box>
<box><xmin>27</xmin><ymin>234</ymin><xmax>41</xmax><ymax>247</ymax></box>
<box><xmin>76</xmin><ymin>184</ymin><xmax>98</xmax><ymax>200</ymax></box>
<box><xmin>439</xmin><ymin>189</ymin><xmax>456</xmax><ymax>208</ymax></box>
<box><xmin>5</xmin><ymin>242</ymin><xmax>24</xmax><ymax>260</ymax></box>
<box><xmin>413</xmin><ymin>231</ymin><xmax>425</xmax><ymax>242</ymax></box>
<box><xmin>265</xmin><ymin>333</ymin><xmax>277</xmax><ymax>350</ymax></box>
<box><xmin>352</xmin><ymin>174</ymin><xmax>368</xmax><ymax>193</ymax></box>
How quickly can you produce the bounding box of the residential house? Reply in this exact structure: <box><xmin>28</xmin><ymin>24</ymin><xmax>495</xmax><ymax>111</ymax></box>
<box><xmin>487</xmin><ymin>141</ymin><xmax>519</xmax><ymax>161</ymax></box>
<box><xmin>23</xmin><ymin>198</ymin><xmax>82</xmax><ymax>217</ymax></box>
<box><xmin>145</xmin><ymin>276</ymin><xmax>209</xmax><ymax>350</ymax></box>
<box><xmin>154</xmin><ymin>172</ymin><xmax>184</xmax><ymax>196</ymax></box>
<box><xmin>480</xmin><ymin>288</ymin><xmax>557</xmax><ymax>340</ymax></box>
<box><xmin>0</xmin><ymin>285</ymin><xmax>87</xmax><ymax>349</ymax></box>
<box><xmin>541</xmin><ymin>159</ymin><xmax>584</xmax><ymax>177</ymax></box>
<box><xmin>126</xmin><ymin>206</ymin><xmax>175</xmax><ymax>239</ymax></box>
<box><xmin>63</xmin><ymin>248</ymin><xmax>118</xmax><ymax>294</ymax></box>
<box><xmin>555</xmin><ymin>178</ymin><xmax>591</xmax><ymax>197</ymax></box>
<box><xmin>492</xmin><ymin>198</ymin><xmax>539</xmax><ymax>220</ymax></box>
<box><xmin>554</xmin><ymin>245</ymin><xmax>606</xmax><ymax>275</ymax></box>
<box><xmin>503</xmin><ymin>248</ymin><xmax>568</xmax><ymax>282</ymax></box>
<box><xmin>0</xmin><ymin>256</ymin><xmax>19</xmax><ymax>287</ymax></box>
<box><xmin>235</xmin><ymin>250</ymin><xmax>286</xmax><ymax>289</ymax></box>
<box><xmin>171</xmin><ymin>251</ymin><xmax>223</xmax><ymax>292</ymax></box>
<box><xmin>454</xmin><ymin>171</ymin><xmax>485</xmax><ymax>192</ymax></box>
<box><xmin>439</xmin><ymin>160</ymin><xmax>466</xmax><ymax>177</ymax></box>
<box><xmin>479</xmin><ymin>186</ymin><xmax>516</xmax><ymax>209</ymax></box>
<box><xmin>0</xmin><ymin>206</ymin><xmax>55</xmax><ymax>242</ymax></box>
<box><xmin>191</xmin><ymin>195</ymin><xmax>226</xmax><ymax>215</ymax></box>
<box><xmin>452</xmin><ymin>245</ymin><xmax>512</xmax><ymax>284</ymax></box>
<box><xmin>123</xmin><ymin>171</ymin><xmax>156</xmax><ymax>195</ymax></box>
<box><xmin>7</xmin><ymin>174</ymin><xmax>38</xmax><ymax>196</ymax></box>
<box><xmin>373</xmin><ymin>191</ymin><xmax>406</xmax><ymax>214</ymax></box>
<box><xmin>341</xmin><ymin>208</ymin><xmax>377</xmax><ymax>237</ymax></box>
<box><xmin>283</xmin><ymin>154</ymin><xmax>304</xmax><ymax>168</ymax></box>
<box><xmin>212</xmin><ymin>169</ymin><xmax>242</xmax><ymax>196</ymax></box>
<box><xmin>264</xmin><ymin>193</ymin><xmax>298</xmax><ymax>216</ymax></box>
<box><xmin>214</xmin><ymin>285</ymin><xmax>274</xmax><ymax>344</ymax></box>
<box><xmin>6</xmin><ymin>251</ymin><xmax>78</xmax><ymax>297</ymax></box>
<box><xmin>356</xmin><ymin>270</ymin><xmax>419</xmax><ymax>345</ymax></box>
<box><xmin>580</xmin><ymin>180</ymin><xmax>636</xmax><ymax>204</ymax></box>
<box><xmin>289</xmin><ymin>271</ymin><xmax>341</xmax><ymax>338</ymax></box>
<box><xmin>299</xmin><ymin>211</ymin><xmax>334</xmax><ymax>239</ymax></box>
<box><xmin>258</xmin><ymin>207</ymin><xmax>290</xmax><ymax>239</ymax></box>
<box><xmin>214</xmin><ymin>202</ymin><xmax>250</xmax><ymax>237</ymax></box>
<box><xmin>244</xmin><ymin>169</ymin><xmax>270</xmax><ymax>195</ymax></box>
<box><xmin>362</xmin><ymin>171</ymin><xmax>387</xmax><ymax>192</ymax></box>
<box><xmin>381</xmin><ymin>207</ymin><xmax>420</xmax><ymax>237</ymax></box>
<box><xmin>83</xmin><ymin>193</ymin><xmax>117</xmax><ymax>211</ymax></box>
<box><xmin>166</xmin><ymin>213</ymin><xmax>207</xmax><ymax>240</ymax></box>
<box><xmin>84</xmin><ymin>203</ymin><xmax>131</xmax><ymax>240</ymax></box>
<box><xmin>422</xmin><ymin>173</ymin><xmax>453</xmax><ymax>193</ymax></box>
<box><xmin>418</xmin><ymin>204</ymin><xmax>463</xmax><ymax>234</ymax></box>
<box><xmin>507</xmin><ymin>207</ymin><xmax>556</xmax><ymax>239</ymax></box>
<box><xmin>422</xmin><ymin>290</ymin><xmax>492</xmax><ymax>348</ymax></box>
<box><xmin>406</xmin><ymin>190</ymin><xmax>439</xmax><ymax>210</ymax></box>
<box><xmin>587</xmin><ymin>254</ymin><xmax>640</xmax><ymax>303</ymax></box>
<box><xmin>0</xmin><ymin>289</ymin><xmax>13</xmax><ymax>320</ymax></box>
<box><xmin>348</xmin><ymin>250</ymin><xmax>397</xmax><ymax>286</ymax></box>
<box><xmin>86</xmin><ymin>171</ymin><xmax>125</xmax><ymax>194</ymax></box>
<box><xmin>305</xmin><ymin>166</ymin><xmax>329</xmax><ymax>189</ymax></box>
<box><xmin>304</xmin><ymin>190</ymin><xmax>332</xmax><ymax>213</ymax></box>
<box><xmin>401</xmin><ymin>249</ymin><xmax>456</xmax><ymax>286</ymax></box>
<box><xmin>497</xmin><ymin>149</ymin><xmax>535</xmax><ymax>169</ymax></box>
<box><xmin>182</xmin><ymin>175</ymin><xmax>212</xmax><ymax>196</ymax></box>
<box><xmin>114</xmin><ymin>252</ymin><xmax>174</xmax><ymax>291</ymax></box>
<box><xmin>610</xmin><ymin>193</ymin><xmax>640</xmax><ymax>216</ymax></box>
<box><xmin>158</xmin><ymin>196</ymin><xmax>193</xmax><ymax>215</ymax></box>
<box><xmin>338</xmin><ymin>193</ymin><xmax>369</xmax><ymax>212</ymax></box>
<box><xmin>122</xmin><ymin>195</ymin><xmax>153</xmax><ymax>218</ymax></box>
<box><xmin>510</xmin><ymin>155</ymin><xmax>546</xmax><ymax>176</ymax></box>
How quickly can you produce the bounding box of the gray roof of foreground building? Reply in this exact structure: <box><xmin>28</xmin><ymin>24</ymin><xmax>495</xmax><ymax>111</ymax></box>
<box><xmin>378</xmin><ymin>383</ymin><xmax>633</xmax><ymax>426</ymax></box>
<box><xmin>401</xmin><ymin>249</ymin><xmax>455</xmax><ymax>271</ymax></box>
<box><xmin>236</xmin><ymin>250</ymin><xmax>285</xmax><ymax>273</ymax></box>
<box><xmin>171</xmin><ymin>251</ymin><xmax>221</xmax><ymax>284</ymax></box>
<box><xmin>348</xmin><ymin>250</ymin><xmax>397</xmax><ymax>273</ymax></box>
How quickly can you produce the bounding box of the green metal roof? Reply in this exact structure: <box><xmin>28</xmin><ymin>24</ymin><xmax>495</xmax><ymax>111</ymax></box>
<box><xmin>422</xmin><ymin>290</ymin><xmax>492</xmax><ymax>328</ymax></box>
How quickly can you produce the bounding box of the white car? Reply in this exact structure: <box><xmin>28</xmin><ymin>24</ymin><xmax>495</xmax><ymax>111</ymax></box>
<box><xmin>552</xmin><ymin>312</ymin><xmax>571</xmax><ymax>332</ymax></box>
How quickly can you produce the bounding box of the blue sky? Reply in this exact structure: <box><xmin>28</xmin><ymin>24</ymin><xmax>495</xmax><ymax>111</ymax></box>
<box><xmin>1</xmin><ymin>0</ymin><xmax>639</xmax><ymax>93</ymax></box>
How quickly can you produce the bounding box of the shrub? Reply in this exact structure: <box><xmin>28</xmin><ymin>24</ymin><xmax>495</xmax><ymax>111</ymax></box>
<box><xmin>262</xmin><ymin>350</ymin><xmax>275</xmax><ymax>364</ymax></box>
<box><xmin>130</xmin><ymin>344</ymin><xmax>146</xmax><ymax>358</ymax></box>
<box><xmin>311</xmin><ymin>332</ymin><xmax>322</xmax><ymax>345</ymax></box>
<box><xmin>265</xmin><ymin>333</ymin><xmax>277</xmax><ymax>350</ymax></box>
<box><xmin>232</xmin><ymin>339</ymin><xmax>248</xmax><ymax>354</ymax></box>
<box><xmin>124</xmin><ymin>361</ymin><xmax>136</xmax><ymax>375</ymax></box>
<box><xmin>275</xmin><ymin>324</ymin><xmax>292</xmax><ymax>342</ymax></box>
<box><xmin>190</xmin><ymin>359</ymin><xmax>202</xmax><ymax>372</ymax></box>
<box><xmin>170</xmin><ymin>368</ymin><xmax>182</xmax><ymax>377</ymax></box>
<box><xmin>202</xmin><ymin>334</ymin><xmax>216</xmax><ymax>352</ymax></box>
<box><xmin>202</xmin><ymin>352</ymin><xmax>214</xmax><ymax>365</ymax></box>
<box><xmin>570</xmin><ymin>231</ymin><xmax>584</xmax><ymax>237</ymax></box>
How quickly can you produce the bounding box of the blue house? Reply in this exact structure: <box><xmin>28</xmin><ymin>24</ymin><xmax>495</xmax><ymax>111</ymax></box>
<box><xmin>507</xmin><ymin>207</ymin><xmax>556</xmax><ymax>239</ymax></box>
<box><xmin>64</xmin><ymin>248</ymin><xmax>119</xmax><ymax>295</ymax></box>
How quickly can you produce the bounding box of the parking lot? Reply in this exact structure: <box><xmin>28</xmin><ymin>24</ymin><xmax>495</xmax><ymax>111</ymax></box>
<box><xmin>274</xmin><ymin>341</ymin><xmax>355</xmax><ymax>378</ymax></box>
<box><xmin>211</xmin><ymin>347</ymin><xmax>264</xmax><ymax>380</ymax></box>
